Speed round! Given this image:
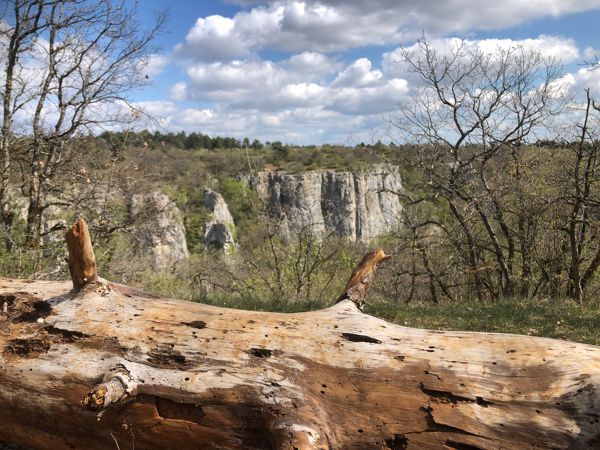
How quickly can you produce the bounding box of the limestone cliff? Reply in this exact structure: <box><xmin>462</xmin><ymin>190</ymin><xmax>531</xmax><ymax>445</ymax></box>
<box><xmin>130</xmin><ymin>191</ymin><xmax>189</xmax><ymax>270</ymax></box>
<box><xmin>247</xmin><ymin>164</ymin><xmax>402</xmax><ymax>242</ymax></box>
<box><xmin>4</xmin><ymin>188</ymin><xmax>191</xmax><ymax>272</ymax></box>
<box><xmin>203</xmin><ymin>188</ymin><xmax>236</xmax><ymax>253</ymax></box>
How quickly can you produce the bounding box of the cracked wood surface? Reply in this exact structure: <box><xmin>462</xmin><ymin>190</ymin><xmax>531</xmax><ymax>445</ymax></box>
<box><xmin>0</xmin><ymin>278</ymin><xmax>599</xmax><ymax>449</ymax></box>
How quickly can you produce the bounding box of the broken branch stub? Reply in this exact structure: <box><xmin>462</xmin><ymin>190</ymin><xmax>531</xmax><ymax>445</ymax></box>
<box><xmin>81</xmin><ymin>364</ymin><xmax>136</xmax><ymax>411</ymax></box>
<box><xmin>337</xmin><ymin>248</ymin><xmax>391</xmax><ymax>309</ymax></box>
<box><xmin>65</xmin><ymin>217</ymin><xmax>97</xmax><ymax>290</ymax></box>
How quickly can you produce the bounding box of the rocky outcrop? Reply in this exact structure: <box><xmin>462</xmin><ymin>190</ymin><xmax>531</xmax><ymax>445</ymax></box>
<box><xmin>203</xmin><ymin>189</ymin><xmax>236</xmax><ymax>253</ymax></box>
<box><xmin>130</xmin><ymin>191</ymin><xmax>189</xmax><ymax>270</ymax></box>
<box><xmin>247</xmin><ymin>164</ymin><xmax>402</xmax><ymax>242</ymax></box>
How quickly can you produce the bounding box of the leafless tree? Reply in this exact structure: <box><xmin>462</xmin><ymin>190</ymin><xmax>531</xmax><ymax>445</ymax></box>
<box><xmin>557</xmin><ymin>89</ymin><xmax>600</xmax><ymax>301</ymax></box>
<box><xmin>391</xmin><ymin>36</ymin><xmax>567</xmax><ymax>301</ymax></box>
<box><xmin>0</xmin><ymin>0</ymin><xmax>50</xmax><ymax>247</ymax></box>
<box><xmin>0</xmin><ymin>0</ymin><xmax>166</xmax><ymax>246</ymax></box>
<box><xmin>192</xmin><ymin>196</ymin><xmax>352</xmax><ymax>306</ymax></box>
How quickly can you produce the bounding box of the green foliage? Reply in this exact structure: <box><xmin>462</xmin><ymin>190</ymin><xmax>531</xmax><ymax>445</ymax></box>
<box><xmin>0</xmin><ymin>244</ymin><xmax>67</xmax><ymax>280</ymax></box>
<box><xmin>200</xmin><ymin>293</ymin><xmax>329</xmax><ymax>313</ymax></box>
<box><xmin>219</xmin><ymin>177</ymin><xmax>260</xmax><ymax>234</ymax></box>
<box><xmin>0</xmin><ymin>221</ymin><xmax>69</xmax><ymax>280</ymax></box>
<box><xmin>136</xmin><ymin>270</ymin><xmax>199</xmax><ymax>302</ymax></box>
<box><xmin>239</xmin><ymin>232</ymin><xmax>356</xmax><ymax>304</ymax></box>
<box><xmin>271</xmin><ymin>141</ymin><xmax>288</xmax><ymax>158</ymax></box>
<box><xmin>95</xmin><ymin>232</ymin><xmax>134</xmax><ymax>280</ymax></box>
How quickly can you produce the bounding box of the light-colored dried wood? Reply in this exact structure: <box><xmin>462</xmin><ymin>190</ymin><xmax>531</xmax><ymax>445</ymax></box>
<box><xmin>0</xmin><ymin>231</ymin><xmax>598</xmax><ymax>449</ymax></box>
<box><xmin>65</xmin><ymin>217</ymin><xmax>97</xmax><ymax>289</ymax></box>
<box><xmin>1</xmin><ymin>277</ymin><xmax>599</xmax><ymax>449</ymax></box>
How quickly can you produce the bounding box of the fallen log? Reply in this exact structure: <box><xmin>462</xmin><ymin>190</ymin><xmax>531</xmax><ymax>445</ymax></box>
<box><xmin>0</xmin><ymin>219</ymin><xmax>599</xmax><ymax>450</ymax></box>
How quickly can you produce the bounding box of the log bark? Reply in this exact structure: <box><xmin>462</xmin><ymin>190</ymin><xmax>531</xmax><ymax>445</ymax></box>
<box><xmin>0</xmin><ymin>220</ymin><xmax>599</xmax><ymax>449</ymax></box>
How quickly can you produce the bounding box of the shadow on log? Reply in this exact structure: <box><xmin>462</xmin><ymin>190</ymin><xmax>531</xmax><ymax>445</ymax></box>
<box><xmin>0</xmin><ymin>218</ymin><xmax>599</xmax><ymax>449</ymax></box>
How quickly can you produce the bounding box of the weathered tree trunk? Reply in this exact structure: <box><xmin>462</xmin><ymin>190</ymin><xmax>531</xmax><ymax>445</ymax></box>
<box><xmin>0</xmin><ymin>220</ymin><xmax>599</xmax><ymax>449</ymax></box>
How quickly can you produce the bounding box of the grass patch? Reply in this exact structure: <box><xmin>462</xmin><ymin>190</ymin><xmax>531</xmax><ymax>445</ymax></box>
<box><xmin>199</xmin><ymin>294</ymin><xmax>329</xmax><ymax>313</ymax></box>
<box><xmin>365</xmin><ymin>298</ymin><xmax>600</xmax><ymax>346</ymax></box>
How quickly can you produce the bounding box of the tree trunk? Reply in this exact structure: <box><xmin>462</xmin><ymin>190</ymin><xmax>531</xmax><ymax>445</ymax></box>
<box><xmin>0</xmin><ymin>220</ymin><xmax>599</xmax><ymax>449</ymax></box>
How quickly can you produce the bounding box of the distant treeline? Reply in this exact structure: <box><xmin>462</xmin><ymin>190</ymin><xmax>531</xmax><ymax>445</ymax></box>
<box><xmin>99</xmin><ymin>130</ymin><xmax>262</xmax><ymax>150</ymax></box>
<box><xmin>98</xmin><ymin>130</ymin><xmax>401</xmax><ymax>151</ymax></box>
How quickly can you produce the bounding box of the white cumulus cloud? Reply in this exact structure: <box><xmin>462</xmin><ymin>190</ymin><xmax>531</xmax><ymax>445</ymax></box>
<box><xmin>151</xmin><ymin>0</ymin><xmax>600</xmax><ymax>145</ymax></box>
<box><xmin>175</xmin><ymin>0</ymin><xmax>600</xmax><ymax>61</ymax></box>
<box><xmin>382</xmin><ymin>35</ymin><xmax>581</xmax><ymax>81</ymax></box>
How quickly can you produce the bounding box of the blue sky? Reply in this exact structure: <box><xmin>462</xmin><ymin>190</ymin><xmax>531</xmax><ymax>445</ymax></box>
<box><xmin>132</xmin><ymin>0</ymin><xmax>600</xmax><ymax>144</ymax></box>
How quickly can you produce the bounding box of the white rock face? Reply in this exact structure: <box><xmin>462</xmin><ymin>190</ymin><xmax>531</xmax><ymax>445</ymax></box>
<box><xmin>248</xmin><ymin>164</ymin><xmax>402</xmax><ymax>242</ymax></box>
<box><xmin>131</xmin><ymin>191</ymin><xmax>189</xmax><ymax>270</ymax></box>
<box><xmin>203</xmin><ymin>189</ymin><xmax>236</xmax><ymax>253</ymax></box>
